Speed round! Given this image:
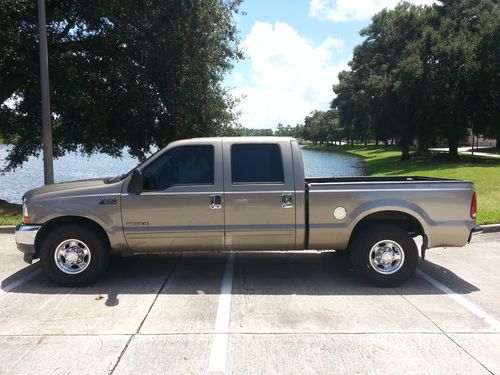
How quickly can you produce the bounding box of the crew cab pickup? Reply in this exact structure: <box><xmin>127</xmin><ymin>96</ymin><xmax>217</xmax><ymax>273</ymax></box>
<box><xmin>15</xmin><ymin>137</ymin><xmax>479</xmax><ymax>287</ymax></box>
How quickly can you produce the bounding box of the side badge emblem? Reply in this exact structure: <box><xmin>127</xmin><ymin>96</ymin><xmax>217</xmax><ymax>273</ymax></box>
<box><xmin>98</xmin><ymin>197</ymin><xmax>118</xmax><ymax>205</ymax></box>
<box><xmin>333</xmin><ymin>206</ymin><xmax>347</xmax><ymax>220</ymax></box>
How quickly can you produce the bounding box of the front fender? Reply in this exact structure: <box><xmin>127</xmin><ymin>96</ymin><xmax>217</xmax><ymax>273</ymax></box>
<box><xmin>29</xmin><ymin>197</ymin><xmax>128</xmax><ymax>252</ymax></box>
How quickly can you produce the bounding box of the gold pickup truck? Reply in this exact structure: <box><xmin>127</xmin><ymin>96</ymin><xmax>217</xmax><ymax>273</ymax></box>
<box><xmin>15</xmin><ymin>137</ymin><xmax>479</xmax><ymax>287</ymax></box>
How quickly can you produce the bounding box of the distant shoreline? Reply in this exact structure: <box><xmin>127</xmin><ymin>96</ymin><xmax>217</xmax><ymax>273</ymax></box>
<box><xmin>0</xmin><ymin>199</ymin><xmax>22</xmax><ymax>226</ymax></box>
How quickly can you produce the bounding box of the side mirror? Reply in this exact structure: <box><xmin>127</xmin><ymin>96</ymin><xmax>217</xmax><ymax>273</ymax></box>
<box><xmin>128</xmin><ymin>168</ymin><xmax>143</xmax><ymax>194</ymax></box>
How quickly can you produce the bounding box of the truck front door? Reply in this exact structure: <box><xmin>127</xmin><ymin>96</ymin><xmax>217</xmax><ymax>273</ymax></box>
<box><xmin>121</xmin><ymin>141</ymin><xmax>224</xmax><ymax>252</ymax></box>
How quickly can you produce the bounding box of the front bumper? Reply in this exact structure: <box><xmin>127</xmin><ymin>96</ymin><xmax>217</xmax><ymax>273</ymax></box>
<box><xmin>15</xmin><ymin>224</ymin><xmax>41</xmax><ymax>263</ymax></box>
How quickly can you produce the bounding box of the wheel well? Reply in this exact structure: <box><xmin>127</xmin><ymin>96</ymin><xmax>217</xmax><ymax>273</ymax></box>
<box><xmin>350</xmin><ymin>210</ymin><xmax>425</xmax><ymax>245</ymax></box>
<box><xmin>34</xmin><ymin>216</ymin><xmax>111</xmax><ymax>256</ymax></box>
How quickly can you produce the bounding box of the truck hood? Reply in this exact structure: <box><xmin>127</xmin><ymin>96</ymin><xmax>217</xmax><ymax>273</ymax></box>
<box><xmin>23</xmin><ymin>178</ymin><xmax>121</xmax><ymax>201</ymax></box>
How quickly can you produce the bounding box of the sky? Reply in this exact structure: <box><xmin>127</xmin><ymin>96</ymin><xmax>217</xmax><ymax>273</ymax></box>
<box><xmin>228</xmin><ymin>0</ymin><xmax>437</xmax><ymax>129</ymax></box>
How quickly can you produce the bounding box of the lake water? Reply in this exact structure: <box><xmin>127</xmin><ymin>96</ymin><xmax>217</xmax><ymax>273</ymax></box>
<box><xmin>0</xmin><ymin>144</ymin><xmax>365</xmax><ymax>204</ymax></box>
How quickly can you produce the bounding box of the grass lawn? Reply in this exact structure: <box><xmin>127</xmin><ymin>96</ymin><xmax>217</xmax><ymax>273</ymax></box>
<box><xmin>0</xmin><ymin>199</ymin><xmax>22</xmax><ymax>226</ymax></box>
<box><xmin>305</xmin><ymin>144</ymin><xmax>500</xmax><ymax>225</ymax></box>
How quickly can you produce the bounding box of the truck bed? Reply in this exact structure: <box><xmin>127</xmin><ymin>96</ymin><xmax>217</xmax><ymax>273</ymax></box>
<box><xmin>306</xmin><ymin>176</ymin><xmax>456</xmax><ymax>183</ymax></box>
<box><xmin>304</xmin><ymin>176</ymin><xmax>475</xmax><ymax>251</ymax></box>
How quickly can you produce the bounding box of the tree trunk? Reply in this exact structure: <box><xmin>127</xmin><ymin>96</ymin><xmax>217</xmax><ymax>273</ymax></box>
<box><xmin>448</xmin><ymin>136</ymin><xmax>459</xmax><ymax>159</ymax></box>
<box><xmin>400</xmin><ymin>138</ymin><xmax>411</xmax><ymax>160</ymax></box>
<box><xmin>496</xmin><ymin>131</ymin><xmax>500</xmax><ymax>149</ymax></box>
<box><xmin>375</xmin><ymin>139</ymin><xmax>379</xmax><ymax>146</ymax></box>
<box><xmin>364</xmin><ymin>139</ymin><xmax>368</xmax><ymax>146</ymax></box>
<box><xmin>417</xmin><ymin>135</ymin><xmax>426</xmax><ymax>156</ymax></box>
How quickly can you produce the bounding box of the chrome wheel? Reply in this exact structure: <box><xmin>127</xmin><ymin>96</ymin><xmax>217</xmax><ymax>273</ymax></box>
<box><xmin>54</xmin><ymin>239</ymin><xmax>92</xmax><ymax>274</ymax></box>
<box><xmin>369</xmin><ymin>240</ymin><xmax>405</xmax><ymax>275</ymax></box>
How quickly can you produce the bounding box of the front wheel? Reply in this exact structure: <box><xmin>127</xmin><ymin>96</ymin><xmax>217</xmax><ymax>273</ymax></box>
<box><xmin>350</xmin><ymin>225</ymin><xmax>418</xmax><ymax>287</ymax></box>
<box><xmin>39</xmin><ymin>224</ymin><xmax>110</xmax><ymax>286</ymax></box>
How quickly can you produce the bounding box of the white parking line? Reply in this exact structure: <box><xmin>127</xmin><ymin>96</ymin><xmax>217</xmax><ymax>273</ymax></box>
<box><xmin>208</xmin><ymin>253</ymin><xmax>235</xmax><ymax>373</ymax></box>
<box><xmin>417</xmin><ymin>269</ymin><xmax>500</xmax><ymax>331</ymax></box>
<box><xmin>0</xmin><ymin>268</ymin><xmax>42</xmax><ymax>298</ymax></box>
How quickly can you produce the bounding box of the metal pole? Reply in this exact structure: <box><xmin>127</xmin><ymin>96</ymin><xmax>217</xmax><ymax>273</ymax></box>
<box><xmin>37</xmin><ymin>0</ymin><xmax>54</xmax><ymax>184</ymax></box>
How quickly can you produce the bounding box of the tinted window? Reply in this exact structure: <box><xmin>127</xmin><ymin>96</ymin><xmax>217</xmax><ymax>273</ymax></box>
<box><xmin>231</xmin><ymin>144</ymin><xmax>284</xmax><ymax>184</ymax></box>
<box><xmin>142</xmin><ymin>145</ymin><xmax>214</xmax><ymax>190</ymax></box>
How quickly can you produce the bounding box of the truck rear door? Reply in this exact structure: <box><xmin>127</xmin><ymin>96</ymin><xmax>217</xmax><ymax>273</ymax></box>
<box><xmin>222</xmin><ymin>139</ymin><xmax>296</xmax><ymax>250</ymax></box>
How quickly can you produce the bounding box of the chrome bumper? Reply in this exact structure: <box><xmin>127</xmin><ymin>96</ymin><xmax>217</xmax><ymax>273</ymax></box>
<box><xmin>15</xmin><ymin>224</ymin><xmax>41</xmax><ymax>263</ymax></box>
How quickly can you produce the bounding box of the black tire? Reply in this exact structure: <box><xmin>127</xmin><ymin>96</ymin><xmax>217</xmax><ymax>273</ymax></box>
<box><xmin>350</xmin><ymin>224</ymin><xmax>418</xmax><ymax>287</ymax></box>
<box><xmin>39</xmin><ymin>224</ymin><xmax>110</xmax><ymax>286</ymax></box>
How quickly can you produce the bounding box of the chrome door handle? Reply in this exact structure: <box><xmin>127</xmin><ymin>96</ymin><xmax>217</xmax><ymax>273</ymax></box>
<box><xmin>210</xmin><ymin>195</ymin><xmax>222</xmax><ymax>209</ymax></box>
<box><xmin>281</xmin><ymin>193</ymin><xmax>293</xmax><ymax>208</ymax></box>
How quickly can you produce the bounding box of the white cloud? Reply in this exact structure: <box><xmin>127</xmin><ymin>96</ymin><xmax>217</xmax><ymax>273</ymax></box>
<box><xmin>309</xmin><ymin>0</ymin><xmax>439</xmax><ymax>22</ymax></box>
<box><xmin>231</xmin><ymin>73</ymin><xmax>245</xmax><ymax>86</ymax></box>
<box><xmin>233</xmin><ymin>22</ymin><xmax>348</xmax><ymax>129</ymax></box>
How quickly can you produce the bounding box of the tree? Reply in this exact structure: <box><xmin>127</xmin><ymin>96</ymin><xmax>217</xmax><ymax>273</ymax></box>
<box><xmin>274</xmin><ymin>123</ymin><xmax>304</xmax><ymax>138</ymax></box>
<box><xmin>354</xmin><ymin>3</ymin><xmax>428</xmax><ymax>159</ymax></box>
<box><xmin>303</xmin><ymin>111</ymin><xmax>326</xmax><ymax>144</ymax></box>
<box><xmin>302</xmin><ymin>109</ymin><xmax>340</xmax><ymax>144</ymax></box>
<box><xmin>427</xmin><ymin>0</ymin><xmax>485</xmax><ymax>157</ymax></box>
<box><xmin>332</xmin><ymin>70</ymin><xmax>372</xmax><ymax>147</ymax></box>
<box><xmin>275</xmin><ymin>123</ymin><xmax>289</xmax><ymax>136</ymax></box>
<box><xmin>333</xmin><ymin>4</ymin><xmax>427</xmax><ymax>158</ymax></box>
<box><xmin>237</xmin><ymin>128</ymin><xmax>274</xmax><ymax>136</ymax></box>
<box><xmin>331</xmin><ymin>0</ymin><xmax>499</xmax><ymax>159</ymax></box>
<box><xmin>0</xmin><ymin>0</ymin><xmax>242</xmax><ymax>170</ymax></box>
<box><xmin>459</xmin><ymin>0</ymin><xmax>500</xmax><ymax>148</ymax></box>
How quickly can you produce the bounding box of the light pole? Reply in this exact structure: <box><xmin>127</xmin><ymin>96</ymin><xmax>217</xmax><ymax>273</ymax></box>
<box><xmin>37</xmin><ymin>0</ymin><xmax>54</xmax><ymax>184</ymax></box>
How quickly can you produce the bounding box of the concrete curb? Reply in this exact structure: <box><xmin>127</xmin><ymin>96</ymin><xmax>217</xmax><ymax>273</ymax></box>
<box><xmin>480</xmin><ymin>224</ymin><xmax>500</xmax><ymax>233</ymax></box>
<box><xmin>0</xmin><ymin>226</ymin><xmax>16</xmax><ymax>234</ymax></box>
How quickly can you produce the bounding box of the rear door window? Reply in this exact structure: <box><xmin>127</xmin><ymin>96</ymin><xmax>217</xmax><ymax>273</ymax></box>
<box><xmin>231</xmin><ymin>144</ymin><xmax>284</xmax><ymax>184</ymax></box>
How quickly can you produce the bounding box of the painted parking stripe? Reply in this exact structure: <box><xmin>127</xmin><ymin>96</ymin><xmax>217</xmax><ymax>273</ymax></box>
<box><xmin>208</xmin><ymin>253</ymin><xmax>235</xmax><ymax>373</ymax></box>
<box><xmin>0</xmin><ymin>268</ymin><xmax>42</xmax><ymax>297</ymax></box>
<box><xmin>417</xmin><ymin>269</ymin><xmax>500</xmax><ymax>331</ymax></box>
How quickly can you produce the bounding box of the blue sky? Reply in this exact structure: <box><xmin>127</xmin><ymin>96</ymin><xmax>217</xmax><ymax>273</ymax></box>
<box><xmin>229</xmin><ymin>0</ymin><xmax>436</xmax><ymax>129</ymax></box>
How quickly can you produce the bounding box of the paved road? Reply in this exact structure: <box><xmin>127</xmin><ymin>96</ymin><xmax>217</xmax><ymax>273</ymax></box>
<box><xmin>0</xmin><ymin>232</ymin><xmax>499</xmax><ymax>374</ymax></box>
<box><xmin>429</xmin><ymin>147</ymin><xmax>500</xmax><ymax>159</ymax></box>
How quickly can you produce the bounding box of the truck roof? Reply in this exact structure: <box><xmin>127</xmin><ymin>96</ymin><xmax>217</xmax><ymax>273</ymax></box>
<box><xmin>186</xmin><ymin>136</ymin><xmax>297</xmax><ymax>142</ymax></box>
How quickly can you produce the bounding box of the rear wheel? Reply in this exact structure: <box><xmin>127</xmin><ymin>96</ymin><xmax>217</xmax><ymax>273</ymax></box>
<box><xmin>350</xmin><ymin>224</ymin><xmax>418</xmax><ymax>287</ymax></box>
<box><xmin>39</xmin><ymin>224</ymin><xmax>110</xmax><ymax>286</ymax></box>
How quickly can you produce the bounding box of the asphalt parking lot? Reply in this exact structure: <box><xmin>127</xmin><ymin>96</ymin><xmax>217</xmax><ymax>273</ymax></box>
<box><xmin>0</xmin><ymin>232</ymin><xmax>499</xmax><ymax>375</ymax></box>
